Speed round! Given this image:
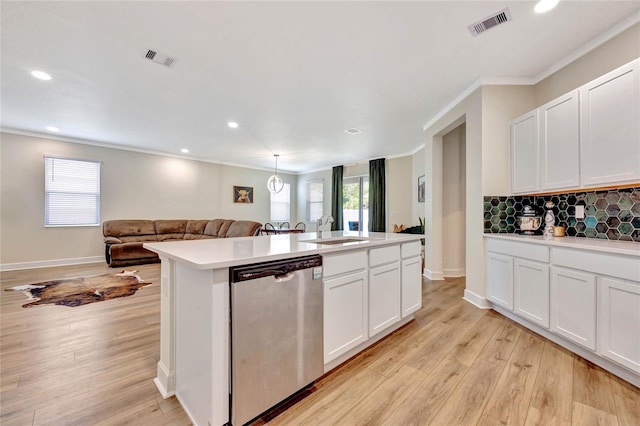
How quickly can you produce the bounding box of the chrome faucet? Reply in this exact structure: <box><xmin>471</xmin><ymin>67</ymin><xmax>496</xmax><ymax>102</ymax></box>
<box><xmin>316</xmin><ymin>215</ymin><xmax>334</xmax><ymax>233</ymax></box>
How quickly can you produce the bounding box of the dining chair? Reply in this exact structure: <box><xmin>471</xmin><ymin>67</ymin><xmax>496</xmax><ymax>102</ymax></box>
<box><xmin>279</xmin><ymin>222</ymin><xmax>290</xmax><ymax>229</ymax></box>
<box><xmin>294</xmin><ymin>222</ymin><xmax>306</xmax><ymax>231</ymax></box>
<box><xmin>262</xmin><ymin>223</ymin><xmax>276</xmax><ymax>235</ymax></box>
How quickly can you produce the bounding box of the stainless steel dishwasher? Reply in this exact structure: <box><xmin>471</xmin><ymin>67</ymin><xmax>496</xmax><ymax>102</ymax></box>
<box><xmin>230</xmin><ymin>255</ymin><xmax>323</xmax><ymax>425</ymax></box>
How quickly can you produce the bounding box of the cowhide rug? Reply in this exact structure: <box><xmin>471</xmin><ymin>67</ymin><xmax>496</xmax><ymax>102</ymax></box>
<box><xmin>5</xmin><ymin>270</ymin><xmax>151</xmax><ymax>308</ymax></box>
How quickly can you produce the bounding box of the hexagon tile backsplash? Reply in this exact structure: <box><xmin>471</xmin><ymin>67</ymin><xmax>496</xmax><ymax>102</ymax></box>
<box><xmin>483</xmin><ymin>187</ymin><xmax>640</xmax><ymax>242</ymax></box>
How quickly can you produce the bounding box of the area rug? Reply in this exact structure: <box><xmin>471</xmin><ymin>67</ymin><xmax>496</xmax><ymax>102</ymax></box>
<box><xmin>5</xmin><ymin>270</ymin><xmax>152</xmax><ymax>308</ymax></box>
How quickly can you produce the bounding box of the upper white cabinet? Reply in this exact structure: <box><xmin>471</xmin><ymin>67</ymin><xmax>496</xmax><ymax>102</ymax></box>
<box><xmin>580</xmin><ymin>59</ymin><xmax>640</xmax><ymax>187</ymax></box>
<box><xmin>510</xmin><ymin>58</ymin><xmax>640</xmax><ymax>194</ymax></box>
<box><xmin>539</xmin><ymin>90</ymin><xmax>580</xmax><ymax>191</ymax></box>
<box><xmin>511</xmin><ymin>110</ymin><xmax>539</xmax><ymax>194</ymax></box>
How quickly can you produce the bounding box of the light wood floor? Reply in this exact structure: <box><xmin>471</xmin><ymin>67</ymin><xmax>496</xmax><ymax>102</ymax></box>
<box><xmin>2</xmin><ymin>264</ymin><xmax>639</xmax><ymax>425</ymax></box>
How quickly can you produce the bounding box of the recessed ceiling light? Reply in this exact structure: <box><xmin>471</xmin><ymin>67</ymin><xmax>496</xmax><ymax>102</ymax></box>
<box><xmin>345</xmin><ymin>128</ymin><xmax>363</xmax><ymax>135</ymax></box>
<box><xmin>181</xmin><ymin>148</ymin><xmax>189</xmax><ymax>153</ymax></box>
<box><xmin>534</xmin><ymin>0</ymin><xmax>559</xmax><ymax>14</ymax></box>
<box><xmin>45</xmin><ymin>126</ymin><xmax>59</xmax><ymax>132</ymax></box>
<box><xmin>228</xmin><ymin>121</ymin><xmax>239</xmax><ymax>129</ymax></box>
<box><xmin>31</xmin><ymin>70</ymin><xmax>52</xmax><ymax>81</ymax></box>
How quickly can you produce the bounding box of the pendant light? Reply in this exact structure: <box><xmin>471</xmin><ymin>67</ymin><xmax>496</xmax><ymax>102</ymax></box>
<box><xmin>267</xmin><ymin>154</ymin><xmax>284</xmax><ymax>194</ymax></box>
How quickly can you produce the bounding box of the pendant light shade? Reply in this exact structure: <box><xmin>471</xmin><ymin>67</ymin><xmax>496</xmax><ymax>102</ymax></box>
<box><xmin>267</xmin><ymin>154</ymin><xmax>284</xmax><ymax>194</ymax></box>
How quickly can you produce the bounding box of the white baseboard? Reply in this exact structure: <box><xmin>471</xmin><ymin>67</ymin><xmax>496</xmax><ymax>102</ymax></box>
<box><xmin>443</xmin><ymin>268</ymin><xmax>465</xmax><ymax>277</ymax></box>
<box><xmin>155</xmin><ymin>361</ymin><xmax>175</xmax><ymax>398</ymax></box>
<box><xmin>424</xmin><ymin>268</ymin><xmax>444</xmax><ymax>281</ymax></box>
<box><xmin>0</xmin><ymin>256</ymin><xmax>104</xmax><ymax>272</ymax></box>
<box><xmin>463</xmin><ymin>289</ymin><xmax>492</xmax><ymax>309</ymax></box>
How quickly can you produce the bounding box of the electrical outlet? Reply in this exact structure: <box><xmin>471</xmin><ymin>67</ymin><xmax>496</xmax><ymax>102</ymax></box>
<box><xmin>575</xmin><ymin>205</ymin><xmax>585</xmax><ymax>219</ymax></box>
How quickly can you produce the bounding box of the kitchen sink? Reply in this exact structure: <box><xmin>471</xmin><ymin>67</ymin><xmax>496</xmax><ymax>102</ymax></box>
<box><xmin>303</xmin><ymin>237</ymin><xmax>369</xmax><ymax>245</ymax></box>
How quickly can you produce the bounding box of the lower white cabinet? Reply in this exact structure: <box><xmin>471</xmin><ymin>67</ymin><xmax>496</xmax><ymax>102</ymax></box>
<box><xmin>401</xmin><ymin>256</ymin><xmax>422</xmax><ymax>318</ymax></box>
<box><xmin>514</xmin><ymin>259</ymin><xmax>550</xmax><ymax>328</ymax></box>
<box><xmin>550</xmin><ymin>266</ymin><xmax>597</xmax><ymax>351</ymax></box>
<box><xmin>599</xmin><ymin>277</ymin><xmax>640</xmax><ymax>373</ymax></box>
<box><xmin>486</xmin><ymin>252</ymin><xmax>514</xmax><ymax>310</ymax></box>
<box><xmin>323</xmin><ymin>270</ymin><xmax>368</xmax><ymax>363</ymax></box>
<box><xmin>369</xmin><ymin>262</ymin><xmax>401</xmax><ymax>337</ymax></box>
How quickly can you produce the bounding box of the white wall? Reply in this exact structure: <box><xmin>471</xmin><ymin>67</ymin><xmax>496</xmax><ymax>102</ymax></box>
<box><xmin>412</xmin><ymin>147</ymin><xmax>425</xmax><ymax>227</ymax></box>
<box><xmin>0</xmin><ymin>132</ymin><xmax>296</xmax><ymax>266</ymax></box>
<box><xmin>442</xmin><ymin>124</ymin><xmax>466</xmax><ymax>277</ymax></box>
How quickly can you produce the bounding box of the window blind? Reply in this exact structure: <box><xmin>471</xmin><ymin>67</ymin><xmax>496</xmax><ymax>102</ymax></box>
<box><xmin>306</xmin><ymin>180</ymin><xmax>323</xmax><ymax>221</ymax></box>
<box><xmin>44</xmin><ymin>156</ymin><xmax>101</xmax><ymax>226</ymax></box>
<box><xmin>270</xmin><ymin>183</ymin><xmax>290</xmax><ymax>221</ymax></box>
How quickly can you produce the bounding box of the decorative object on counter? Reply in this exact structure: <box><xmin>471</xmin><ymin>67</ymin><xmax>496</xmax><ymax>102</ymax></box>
<box><xmin>234</xmin><ymin>186</ymin><xmax>253</xmax><ymax>203</ymax></box>
<box><xmin>267</xmin><ymin>154</ymin><xmax>284</xmax><ymax>194</ymax></box>
<box><xmin>393</xmin><ymin>224</ymin><xmax>405</xmax><ymax>232</ymax></box>
<box><xmin>553</xmin><ymin>226</ymin><xmax>565</xmax><ymax>237</ymax></box>
<box><xmin>483</xmin><ymin>186</ymin><xmax>640</xmax><ymax>241</ymax></box>
<box><xmin>418</xmin><ymin>175</ymin><xmax>425</xmax><ymax>203</ymax></box>
<box><xmin>543</xmin><ymin>201</ymin><xmax>556</xmax><ymax>239</ymax></box>
<box><xmin>6</xmin><ymin>270</ymin><xmax>151</xmax><ymax>308</ymax></box>
<box><xmin>517</xmin><ymin>205</ymin><xmax>543</xmax><ymax>235</ymax></box>
<box><xmin>399</xmin><ymin>216</ymin><xmax>425</xmax><ymax>245</ymax></box>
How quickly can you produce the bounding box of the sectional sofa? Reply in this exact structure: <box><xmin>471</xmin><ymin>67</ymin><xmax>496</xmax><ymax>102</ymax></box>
<box><xmin>102</xmin><ymin>219</ymin><xmax>262</xmax><ymax>267</ymax></box>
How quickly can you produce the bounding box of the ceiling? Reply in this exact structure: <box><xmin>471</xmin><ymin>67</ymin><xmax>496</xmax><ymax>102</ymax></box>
<box><xmin>1</xmin><ymin>1</ymin><xmax>639</xmax><ymax>173</ymax></box>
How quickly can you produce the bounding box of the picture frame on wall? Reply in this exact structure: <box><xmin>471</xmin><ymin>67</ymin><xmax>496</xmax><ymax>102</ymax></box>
<box><xmin>234</xmin><ymin>186</ymin><xmax>253</xmax><ymax>203</ymax></box>
<box><xmin>418</xmin><ymin>175</ymin><xmax>425</xmax><ymax>203</ymax></box>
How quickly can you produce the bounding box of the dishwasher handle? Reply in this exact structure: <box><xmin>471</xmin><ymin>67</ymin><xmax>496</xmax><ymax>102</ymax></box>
<box><xmin>274</xmin><ymin>272</ymin><xmax>295</xmax><ymax>282</ymax></box>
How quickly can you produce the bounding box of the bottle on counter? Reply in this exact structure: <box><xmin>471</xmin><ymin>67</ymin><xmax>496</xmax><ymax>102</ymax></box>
<box><xmin>544</xmin><ymin>201</ymin><xmax>555</xmax><ymax>240</ymax></box>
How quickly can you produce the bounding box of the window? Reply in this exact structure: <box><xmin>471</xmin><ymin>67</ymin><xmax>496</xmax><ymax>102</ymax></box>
<box><xmin>44</xmin><ymin>156</ymin><xmax>100</xmax><ymax>226</ymax></box>
<box><xmin>343</xmin><ymin>176</ymin><xmax>369</xmax><ymax>231</ymax></box>
<box><xmin>270</xmin><ymin>183</ymin><xmax>290</xmax><ymax>221</ymax></box>
<box><xmin>306</xmin><ymin>180</ymin><xmax>323</xmax><ymax>221</ymax></box>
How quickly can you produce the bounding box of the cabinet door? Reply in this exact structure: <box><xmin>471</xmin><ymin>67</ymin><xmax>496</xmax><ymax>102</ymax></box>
<box><xmin>323</xmin><ymin>271</ymin><xmax>367</xmax><ymax>363</ymax></box>
<box><xmin>486</xmin><ymin>252</ymin><xmax>514</xmax><ymax>310</ymax></box>
<box><xmin>369</xmin><ymin>262</ymin><xmax>401</xmax><ymax>337</ymax></box>
<box><xmin>599</xmin><ymin>277</ymin><xmax>640</xmax><ymax>373</ymax></box>
<box><xmin>511</xmin><ymin>110</ymin><xmax>539</xmax><ymax>194</ymax></box>
<box><xmin>580</xmin><ymin>59</ymin><xmax>640</xmax><ymax>186</ymax></box>
<box><xmin>514</xmin><ymin>259</ymin><xmax>550</xmax><ymax>328</ymax></box>
<box><xmin>550</xmin><ymin>267</ymin><xmax>597</xmax><ymax>350</ymax></box>
<box><xmin>401</xmin><ymin>256</ymin><xmax>422</xmax><ymax>318</ymax></box>
<box><xmin>539</xmin><ymin>90</ymin><xmax>580</xmax><ymax>191</ymax></box>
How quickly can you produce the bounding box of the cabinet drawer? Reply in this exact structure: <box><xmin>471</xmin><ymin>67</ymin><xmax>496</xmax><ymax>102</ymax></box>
<box><xmin>401</xmin><ymin>241</ymin><xmax>421</xmax><ymax>259</ymax></box>
<box><xmin>552</xmin><ymin>247</ymin><xmax>640</xmax><ymax>282</ymax></box>
<box><xmin>323</xmin><ymin>251</ymin><xmax>367</xmax><ymax>277</ymax></box>
<box><xmin>369</xmin><ymin>245</ymin><xmax>400</xmax><ymax>267</ymax></box>
<box><xmin>485</xmin><ymin>238</ymin><xmax>549</xmax><ymax>263</ymax></box>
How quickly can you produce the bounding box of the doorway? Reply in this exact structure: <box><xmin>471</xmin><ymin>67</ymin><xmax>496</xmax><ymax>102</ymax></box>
<box><xmin>442</xmin><ymin>123</ymin><xmax>466</xmax><ymax>277</ymax></box>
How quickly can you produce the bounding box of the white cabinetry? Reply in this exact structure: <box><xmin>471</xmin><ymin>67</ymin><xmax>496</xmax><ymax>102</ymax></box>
<box><xmin>401</xmin><ymin>241</ymin><xmax>422</xmax><ymax>318</ymax></box>
<box><xmin>599</xmin><ymin>277</ymin><xmax>640</xmax><ymax>373</ymax></box>
<box><xmin>550</xmin><ymin>267</ymin><xmax>597</xmax><ymax>350</ymax></box>
<box><xmin>514</xmin><ymin>259</ymin><xmax>550</xmax><ymax>328</ymax></box>
<box><xmin>539</xmin><ymin>90</ymin><xmax>580</xmax><ymax>191</ymax></box>
<box><xmin>323</xmin><ymin>251</ymin><xmax>368</xmax><ymax>363</ymax></box>
<box><xmin>368</xmin><ymin>245</ymin><xmax>401</xmax><ymax>337</ymax></box>
<box><xmin>509</xmin><ymin>58</ymin><xmax>640</xmax><ymax>194</ymax></box>
<box><xmin>510</xmin><ymin>110</ymin><xmax>539</xmax><ymax>194</ymax></box>
<box><xmin>580</xmin><ymin>59</ymin><xmax>640</xmax><ymax>187</ymax></box>
<box><xmin>486</xmin><ymin>252</ymin><xmax>514</xmax><ymax>310</ymax></box>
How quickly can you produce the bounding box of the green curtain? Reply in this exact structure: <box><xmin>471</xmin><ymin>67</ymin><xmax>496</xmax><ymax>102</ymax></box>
<box><xmin>368</xmin><ymin>158</ymin><xmax>386</xmax><ymax>232</ymax></box>
<box><xmin>331</xmin><ymin>165</ymin><xmax>344</xmax><ymax>231</ymax></box>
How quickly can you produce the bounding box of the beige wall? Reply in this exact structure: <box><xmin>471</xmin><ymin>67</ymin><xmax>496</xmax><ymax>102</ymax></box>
<box><xmin>442</xmin><ymin>124</ymin><xmax>466</xmax><ymax>277</ymax></box>
<box><xmin>0</xmin><ymin>132</ymin><xmax>296</xmax><ymax>266</ymax></box>
<box><xmin>535</xmin><ymin>23</ymin><xmax>640</xmax><ymax>106</ymax></box>
<box><xmin>412</xmin><ymin>147</ymin><xmax>425</xmax><ymax>226</ymax></box>
<box><xmin>386</xmin><ymin>156</ymin><xmax>413</xmax><ymax>231</ymax></box>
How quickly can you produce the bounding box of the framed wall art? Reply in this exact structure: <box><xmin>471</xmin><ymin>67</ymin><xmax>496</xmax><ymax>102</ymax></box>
<box><xmin>234</xmin><ymin>186</ymin><xmax>253</xmax><ymax>203</ymax></box>
<box><xmin>418</xmin><ymin>175</ymin><xmax>425</xmax><ymax>203</ymax></box>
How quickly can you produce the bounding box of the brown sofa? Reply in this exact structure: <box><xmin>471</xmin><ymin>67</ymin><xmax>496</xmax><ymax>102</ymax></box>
<box><xmin>103</xmin><ymin>219</ymin><xmax>262</xmax><ymax>267</ymax></box>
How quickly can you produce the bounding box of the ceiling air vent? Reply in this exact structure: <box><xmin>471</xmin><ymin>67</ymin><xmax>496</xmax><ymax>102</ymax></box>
<box><xmin>468</xmin><ymin>8</ymin><xmax>513</xmax><ymax>37</ymax></box>
<box><xmin>144</xmin><ymin>49</ymin><xmax>176</xmax><ymax>68</ymax></box>
<box><xmin>345</xmin><ymin>128</ymin><xmax>363</xmax><ymax>135</ymax></box>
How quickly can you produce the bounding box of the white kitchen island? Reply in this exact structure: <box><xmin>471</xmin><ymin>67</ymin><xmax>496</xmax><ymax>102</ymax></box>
<box><xmin>144</xmin><ymin>231</ymin><xmax>423</xmax><ymax>426</ymax></box>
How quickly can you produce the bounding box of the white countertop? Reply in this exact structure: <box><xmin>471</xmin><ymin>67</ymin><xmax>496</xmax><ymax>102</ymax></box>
<box><xmin>484</xmin><ymin>233</ymin><xmax>640</xmax><ymax>257</ymax></box>
<box><xmin>144</xmin><ymin>231</ymin><xmax>423</xmax><ymax>269</ymax></box>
